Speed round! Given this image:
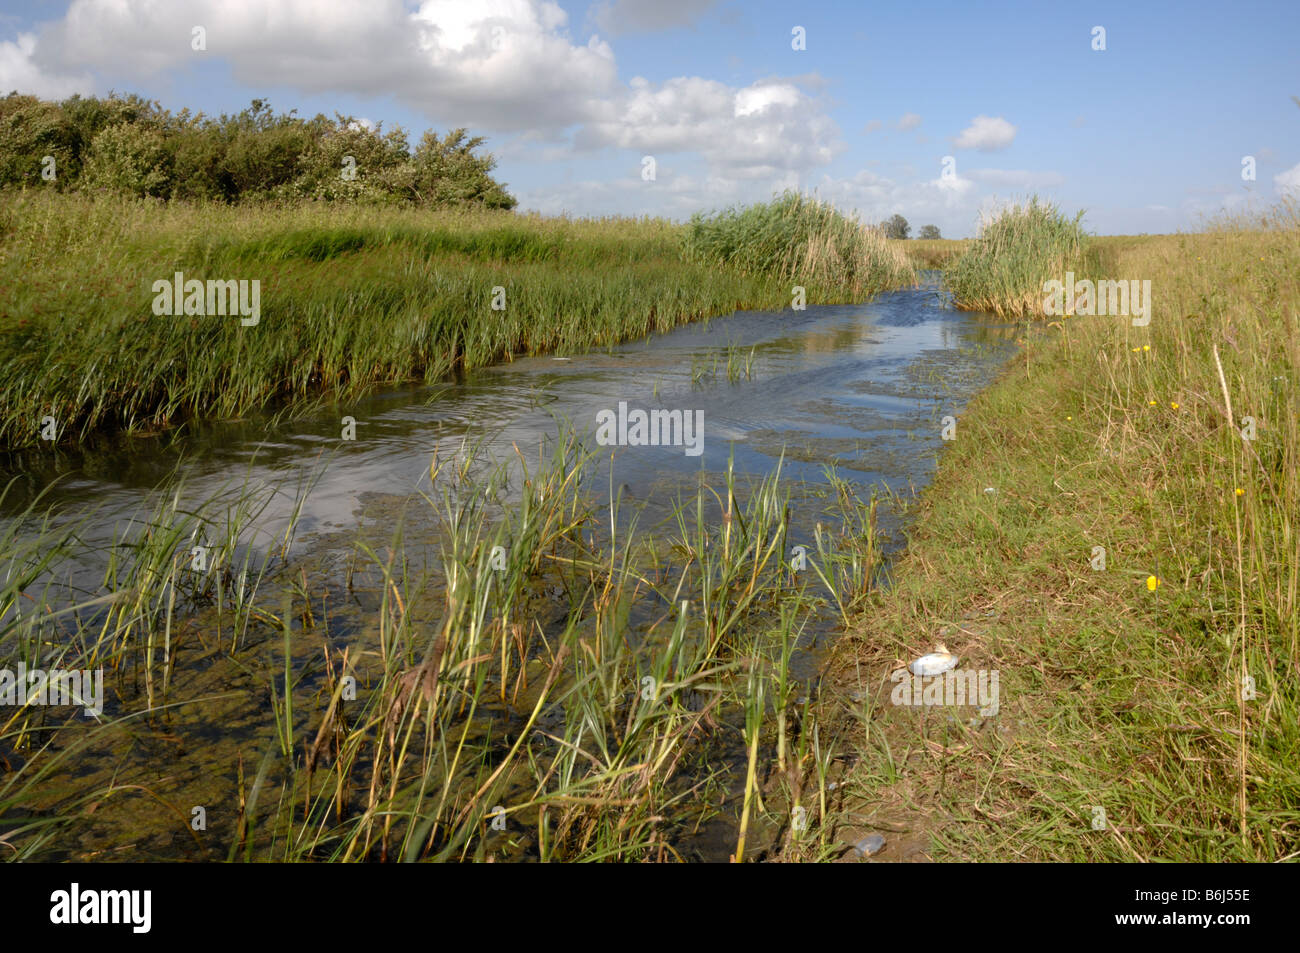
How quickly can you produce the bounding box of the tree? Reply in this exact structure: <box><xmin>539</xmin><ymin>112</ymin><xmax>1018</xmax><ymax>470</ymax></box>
<box><xmin>918</xmin><ymin>224</ymin><xmax>941</xmax><ymax>239</ymax></box>
<box><xmin>883</xmin><ymin>213</ymin><xmax>910</xmax><ymax>240</ymax></box>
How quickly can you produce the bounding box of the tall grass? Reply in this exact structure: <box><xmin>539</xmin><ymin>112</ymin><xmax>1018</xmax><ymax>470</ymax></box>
<box><xmin>684</xmin><ymin>192</ymin><xmax>916</xmax><ymax>300</ymax></box>
<box><xmin>817</xmin><ymin>202</ymin><xmax>1300</xmax><ymax>861</ymax></box>
<box><xmin>1</xmin><ymin>424</ymin><xmax>892</xmax><ymax>861</ymax></box>
<box><xmin>0</xmin><ymin>191</ymin><xmax>915</xmax><ymax>450</ymax></box>
<box><xmin>943</xmin><ymin>196</ymin><xmax>1095</xmax><ymax>317</ymax></box>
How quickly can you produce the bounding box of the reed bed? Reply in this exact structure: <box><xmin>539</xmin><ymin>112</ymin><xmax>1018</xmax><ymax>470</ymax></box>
<box><xmin>943</xmin><ymin>196</ymin><xmax>1099</xmax><ymax>317</ymax></box>
<box><xmin>683</xmin><ymin>191</ymin><xmax>916</xmax><ymax>300</ymax></box>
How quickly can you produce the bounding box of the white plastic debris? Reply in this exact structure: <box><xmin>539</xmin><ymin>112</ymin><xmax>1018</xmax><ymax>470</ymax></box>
<box><xmin>853</xmin><ymin>834</ymin><xmax>886</xmax><ymax>857</ymax></box>
<box><xmin>909</xmin><ymin>642</ymin><xmax>959</xmax><ymax>676</ymax></box>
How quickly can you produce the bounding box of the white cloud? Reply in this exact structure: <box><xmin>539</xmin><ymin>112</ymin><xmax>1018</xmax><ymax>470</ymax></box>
<box><xmin>0</xmin><ymin>31</ymin><xmax>94</xmax><ymax>98</ymax></box>
<box><xmin>7</xmin><ymin>0</ymin><xmax>620</xmax><ymax>132</ymax></box>
<box><xmin>1274</xmin><ymin>162</ymin><xmax>1300</xmax><ymax>198</ymax></box>
<box><xmin>734</xmin><ymin>83</ymin><xmax>802</xmax><ymax>117</ymax></box>
<box><xmin>863</xmin><ymin>119</ymin><xmax>882</xmax><ymax>133</ymax></box>
<box><xmin>953</xmin><ymin>115</ymin><xmax>1017</xmax><ymax>151</ymax></box>
<box><xmin>896</xmin><ymin>112</ymin><xmax>921</xmax><ymax>131</ymax></box>
<box><xmin>577</xmin><ymin>77</ymin><xmax>841</xmax><ymax>176</ymax></box>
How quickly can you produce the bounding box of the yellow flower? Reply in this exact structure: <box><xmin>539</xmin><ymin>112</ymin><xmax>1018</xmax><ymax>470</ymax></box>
<box><xmin>1148</xmin><ymin>400</ymin><xmax>1156</xmax><ymax>406</ymax></box>
<box><xmin>1235</xmin><ymin>488</ymin><xmax>1245</xmax><ymax>496</ymax></box>
<box><xmin>1142</xmin><ymin>345</ymin><xmax>1150</xmax><ymax>351</ymax></box>
<box><xmin>1066</xmin><ymin>415</ymin><xmax>1072</xmax><ymax>421</ymax></box>
<box><xmin>1171</xmin><ymin>402</ymin><xmax>1180</xmax><ymax>409</ymax></box>
<box><xmin>1147</xmin><ymin>575</ymin><xmax>1161</xmax><ymax>591</ymax></box>
<box><xmin>1131</xmin><ymin>347</ymin><xmax>1140</xmax><ymax>353</ymax></box>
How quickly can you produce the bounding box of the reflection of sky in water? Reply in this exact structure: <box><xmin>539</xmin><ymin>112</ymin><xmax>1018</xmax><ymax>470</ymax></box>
<box><xmin>2</xmin><ymin>277</ymin><xmax>1017</xmax><ymax>562</ymax></box>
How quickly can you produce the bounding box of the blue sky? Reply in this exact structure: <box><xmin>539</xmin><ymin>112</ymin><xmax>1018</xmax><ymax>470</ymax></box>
<box><xmin>2</xmin><ymin>0</ymin><xmax>1297</xmax><ymax>236</ymax></box>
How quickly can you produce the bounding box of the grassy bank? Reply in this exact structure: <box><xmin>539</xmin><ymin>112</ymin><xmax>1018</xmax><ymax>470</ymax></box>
<box><xmin>0</xmin><ymin>191</ymin><xmax>914</xmax><ymax>450</ymax></box>
<box><xmin>806</xmin><ymin>207</ymin><xmax>1299</xmax><ymax>861</ymax></box>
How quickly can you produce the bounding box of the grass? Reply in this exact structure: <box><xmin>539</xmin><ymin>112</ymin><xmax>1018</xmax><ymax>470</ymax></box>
<box><xmin>9</xmin><ymin>182</ymin><xmax>1294</xmax><ymax>863</ymax></box>
<box><xmin>943</xmin><ymin>196</ymin><xmax>1106</xmax><ymax>317</ymax></box>
<box><xmin>684</xmin><ymin>191</ymin><xmax>915</xmax><ymax>299</ymax></box>
<box><xmin>896</xmin><ymin>238</ymin><xmax>969</xmax><ymax>269</ymax></box>
<box><xmin>0</xmin><ymin>191</ymin><xmax>915</xmax><ymax>450</ymax></box>
<box><xmin>805</xmin><ymin>202</ymin><xmax>1300</xmax><ymax>862</ymax></box>
<box><xmin>1</xmin><ymin>422</ymin><xmax>890</xmax><ymax>861</ymax></box>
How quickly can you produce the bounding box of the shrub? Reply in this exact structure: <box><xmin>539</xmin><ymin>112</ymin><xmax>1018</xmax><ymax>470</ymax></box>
<box><xmin>0</xmin><ymin>93</ymin><xmax>518</xmax><ymax>210</ymax></box>
<box><xmin>80</xmin><ymin>121</ymin><xmax>172</xmax><ymax>198</ymax></box>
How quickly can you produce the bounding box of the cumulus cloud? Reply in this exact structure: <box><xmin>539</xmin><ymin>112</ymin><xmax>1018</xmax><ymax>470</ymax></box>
<box><xmin>953</xmin><ymin>114</ymin><xmax>1017</xmax><ymax>151</ymax></box>
<box><xmin>576</xmin><ymin>77</ymin><xmax>841</xmax><ymax>176</ymax></box>
<box><xmin>1274</xmin><ymin>162</ymin><xmax>1300</xmax><ymax>198</ymax></box>
<box><xmin>589</xmin><ymin>0</ymin><xmax>720</xmax><ymax>35</ymax></box>
<box><xmin>5</xmin><ymin>0</ymin><xmax>620</xmax><ymax>132</ymax></box>
<box><xmin>896</xmin><ymin>112</ymin><xmax>921</xmax><ymax>131</ymax></box>
<box><xmin>0</xmin><ymin>31</ymin><xmax>94</xmax><ymax>98</ymax></box>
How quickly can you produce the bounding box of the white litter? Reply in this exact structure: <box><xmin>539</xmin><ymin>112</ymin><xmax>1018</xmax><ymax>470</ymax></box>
<box><xmin>909</xmin><ymin>643</ymin><xmax>959</xmax><ymax>676</ymax></box>
<box><xmin>853</xmin><ymin>834</ymin><xmax>886</xmax><ymax>857</ymax></box>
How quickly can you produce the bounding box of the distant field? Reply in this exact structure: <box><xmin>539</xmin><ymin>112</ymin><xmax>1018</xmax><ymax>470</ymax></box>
<box><xmin>893</xmin><ymin>237</ymin><xmax>970</xmax><ymax>268</ymax></box>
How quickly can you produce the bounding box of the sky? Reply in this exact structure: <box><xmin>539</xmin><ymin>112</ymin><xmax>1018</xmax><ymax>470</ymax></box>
<box><xmin>2</xmin><ymin>0</ymin><xmax>1297</xmax><ymax>237</ymax></box>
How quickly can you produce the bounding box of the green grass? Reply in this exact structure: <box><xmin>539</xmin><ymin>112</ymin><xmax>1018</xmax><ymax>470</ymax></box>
<box><xmin>0</xmin><ymin>191</ymin><xmax>914</xmax><ymax>449</ymax></box>
<box><xmin>811</xmin><ymin>204</ymin><xmax>1300</xmax><ymax>861</ymax></box>
<box><xmin>943</xmin><ymin>196</ymin><xmax>1106</xmax><ymax>317</ymax></box>
<box><xmin>896</xmin><ymin>238</ymin><xmax>969</xmax><ymax>269</ymax></box>
<box><xmin>2</xmin><ymin>424</ymin><xmax>893</xmax><ymax>861</ymax></box>
<box><xmin>684</xmin><ymin>191</ymin><xmax>915</xmax><ymax>300</ymax></box>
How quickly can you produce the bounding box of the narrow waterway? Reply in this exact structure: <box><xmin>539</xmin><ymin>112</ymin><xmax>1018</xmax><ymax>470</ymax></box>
<box><xmin>1</xmin><ymin>272</ymin><xmax>1018</xmax><ymax>860</ymax></box>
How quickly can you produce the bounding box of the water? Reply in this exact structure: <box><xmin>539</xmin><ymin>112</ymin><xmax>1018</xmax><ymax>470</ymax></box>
<box><xmin>3</xmin><ymin>274</ymin><xmax>1013</xmax><ymax>551</ymax></box>
<box><xmin>0</xmin><ymin>273</ymin><xmax>1017</xmax><ymax>860</ymax></box>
